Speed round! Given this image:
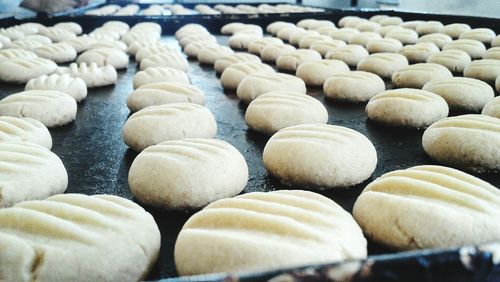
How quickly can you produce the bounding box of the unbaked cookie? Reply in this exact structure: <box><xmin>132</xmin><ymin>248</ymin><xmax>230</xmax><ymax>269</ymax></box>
<box><xmin>178</xmin><ymin>33</ymin><xmax>217</xmax><ymax>49</ymax></box>
<box><xmin>276</xmin><ymin>49</ymin><xmax>322</xmax><ymax>72</ymax></box>
<box><xmin>441</xmin><ymin>23</ymin><xmax>471</xmax><ymax>38</ymax></box>
<box><xmin>34</xmin><ymin>42</ymin><xmax>77</xmax><ymax>63</ymax></box>
<box><xmin>56</xmin><ymin>62</ymin><xmax>117</xmax><ymax>88</ymax></box>
<box><xmin>422</xmin><ymin>114</ymin><xmax>500</xmax><ymax>172</ymax></box>
<box><xmin>228</xmin><ymin>34</ymin><xmax>262</xmax><ymax>50</ymax></box>
<box><xmin>295</xmin><ymin>59</ymin><xmax>349</xmax><ymax>86</ymax></box>
<box><xmin>417</xmin><ymin>33</ymin><xmax>453</xmax><ymax>49</ymax></box>
<box><xmin>442</xmin><ymin>39</ymin><xmax>486</xmax><ymax>59</ymax></box>
<box><xmin>366</xmin><ymin>38</ymin><xmax>403</xmax><ymax>53</ymax></box>
<box><xmin>357</xmin><ymin>53</ymin><xmax>408</xmax><ymax>78</ymax></box>
<box><xmin>135</xmin><ymin>45</ymin><xmax>178</xmax><ymax>62</ymax></box>
<box><xmin>463</xmin><ymin>59</ymin><xmax>500</xmax><ymax>83</ymax></box>
<box><xmin>0</xmin><ymin>117</ymin><xmax>51</xmax><ymax>149</ymax></box>
<box><xmin>245</xmin><ymin>91</ymin><xmax>328</xmax><ymax>135</ymax></box>
<box><xmin>263</xmin><ymin>124</ymin><xmax>377</xmax><ymax>188</ymax></box>
<box><xmin>5</xmin><ymin>39</ymin><xmax>43</xmax><ymax>50</ymax></box>
<box><xmin>54</xmin><ymin>22</ymin><xmax>82</xmax><ymax>35</ymax></box>
<box><xmin>221</xmin><ymin>62</ymin><xmax>274</xmax><ymax>89</ymax></box>
<box><xmin>366</xmin><ymin>88</ymin><xmax>448</xmax><ymax>128</ymax></box>
<box><xmin>483</xmin><ymin>47</ymin><xmax>500</xmax><ymax>60</ymax></box>
<box><xmin>289</xmin><ymin>30</ymin><xmax>320</xmax><ymax>46</ymax></box>
<box><xmin>88</xmin><ymin>40</ymin><xmax>128</xmax><ymax>52</ymax></box>
<box><xmin>183</xmin><ymin>41</ymin><xmax>218</xmax><ymax>58</ymax></box>
<box><xmin>482</xmin><ymin>96</ymin><xmax>500</xmax><ymax>118</ymax></box>
<box><xmin>266</xmin><ymin>21</ymin><xmax>295</xmax><ymax>35</ymax></box>
<box><xmin>277</xmin><ymin>26</ymin><xmax>304</xmax><ymax>42</ymax></box>
<box><xmin>0</xmin><ymin>48</ymin><xmax>37</xmax><ymax>62</ymax></box>
<box><xmin>175</xmin><ymin>190</ymin><xmax>367</xmax><ymax>275</ymax></box>
<box><xmin>77</xmin><ymin>47</ymin><xmax>129</xmax><ymax>69</ymax></box>
<box><xmin>140</xmin><ymin>52</ymin><xmax>188</xmax><ymax>72</ymax></box>
<box><xmin>197</xmin><ymin>45</ymin><xmax>234</xmax><ymax>65</ymax></box>
<box><xmin>40</xmin><ymin>27</ymin><xmax>76</xmax><ymax>42</ymax></box>
<box><xmin>237</xmin><ymin>72</ymin><xmax>306</xmax><ymax>103</ymax></box>
<box><xmin>385</xmin><ymin>28</ymin><xmax>418</xmax><ymax>44</ymax></box>
<box><xmin>379</xmin><ymin>16</ymin><xmax>403</xmax><ymax>26</ymax></box>
<box><xmin>247</xmin><ymin>37</ymin><xmax>284</xmax><ymax>55</ymax></box>
<box><xmin>329</xmin><ymin>28</ymin><xmax>359</xmax><ymax>42</ymax></box>
<box><xmin>397</xmin><ymin>42</ymin><xmax>440</xmax><ymax>63</ymax></box>
<box><xmin>353</xmin><ymin>165</ymin><xmax>500</xmax><ymax>251</ymax></box>
<box><xmin>260</xmin><ymin>44</ymin><xmax>295</xmax><ymax>63</ymax></box>
<box><xmin>122</xmin><ymin>103</ymin><xmax>217</xmax><ymax>151</ymax></box>
<box><xmin>127</xmin><ymin>82</ymin><xmax>205</xmax><ymax>112</ymax></box>
<box><xmin>355</xmin><ymin>21</ymin><xmax>381</xmax><ymax>32</ymax></box>
<box><xmin>459</xmin><ymin>28</ymin><xmax>496</xmax><ymax>44</ymax></box>
<box><xmin>348</xmin><ymin>32</ymin><xmax>381</xmax><ymax>47</ymax></box>
<box><xmin>324</xmin><ymin>71</ymin><xmax>385</xmax><ymax>102</ymax></box>
<box><xmin>63</xmin><ymin>35</ymin><xmax>97</xmax><ymax>53</ymax></box>
<box><xmin>325</xmin><ymin>44</ymin><xmax>369</xmax><ymax>66</ymax></box>
<box><xmin>416</xmin><ymin>21</ymin><xmax>443</xmax><ymax>35</ymax></box>
<box><xmin>129</xmin><ymin>138</ymin><xmax>248</xmax><ymax>209</ymax></box>
<box><xmin>25</xmin><ymin>74</ymin><xmax>87</xmax><ymax>102</ymax></box>
<box><xmin>298</xmin><ymin>35</ymin><xmax>333</xmax><ymax>49</ymax></box>
<box><xmin>133</xmin><ymin>66</ymin><xmax>189</xmax><ymax>89</ymax></box>
<box><xmin>392</xmin><ymin>63</ymin><xmax>453</xmax><ymax>88</ymax></box>
<box><xmin>309</xmin><ymin>40</ymin><xmax>347</xmax><ymax>57</ymax></box>
<box><xmin>214</xmin><ymin>53</ymin><xmax>261</xmax><ymax>73</ymax></box>
<box><xmin>0</xmin><ymin>57</ymin><xmax>57</xmax><ymax>83</ymax></box>
<box><xmin>0</xmin><ymin>90</ymin><xmax>77</xmax><ymax>127</ymax></box>
<box><xmin>426</xmin><ymin>49</ymin><xmax>471</xmax><ymax>73</ymax></box>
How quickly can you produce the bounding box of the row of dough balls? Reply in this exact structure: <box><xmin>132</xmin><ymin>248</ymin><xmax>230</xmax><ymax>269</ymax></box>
<box><xmin>85</xmin><ymin>4</ymin><xmax>196</xmax><ymax>16</ymax></box>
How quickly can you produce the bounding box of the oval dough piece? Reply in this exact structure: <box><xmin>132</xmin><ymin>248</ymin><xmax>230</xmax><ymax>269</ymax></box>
<box><xmin>483</xmin><ymin>47</ymin><xmax>500</xmax><ymax>60</ymax></box>
<box><xmin>0</xmin><ymin>48</ymin><xmax>37</xmax><ymax>62</ymax></box>
<box><xmin>247</xmin><ymin>37</ymin><xmax>284</xmax><ymax>55</ymax></box>
<box><xmin>348</xmin><ymin>32</ymin><xmax>381</xmax><ymax>47</ymax></box>
<box><xmin>197</xmin><ymin>45</ymin><xmax>234</xmax><ymax>65</ymax></box>
<box><xmin>5</xmin><ymin>40</ymin><xmax>43</xmax><ymax>50</ymax></box>
<box><xmin>459</xmin><ymin>28</ymin><xmax>496</xmax><ymax>44</ymax></box>
<box><xmin>442</xmin><ymin>39</ymin><xmax>486</xmax><ymax>59</ymax></box>
<box><xmin>25</xmin><ymin>74</ymin><xmax>87</xmax><ymax>102</ymax></box>
<box><xmin>295</xmin><ymin>59</ymin><xmax>349</xmax><ymax>86</ymax></box>
<box><xmin>397</xmin><ymin>42</ymin><xmax>440</xmax><ymax>63</ymax></box>
<box><xmin>366</xmin><ymin>38</ymin><xmax>403</xmax><ymax>53</ymax></box>
<box><xmin>309</xmin><ymin>40</ymin><xmax>347</xmax><ymax>57</ymax></box>
<box><xmin>237</xmin><ymin>73</ymin><xmax>306</xmax><ymax>103</ymax></box>
<box><xmin>34</xmin><ymin>42</ymin><xmax>76</xmax><ymax>63</ymax></box>
<box><xmin>353</xmin><ymin>165</ymin><xmax>500</xmax><ymax>251</ymax></box>
<box><xmin>41</xmin><ymin>27</ymin><xmax>76</xmax><ymax>42</ymax></box>
<box><xmin>422</xmin><ymin>77</ymin><xmax>494</xmax><ymax>112</ymax></box>
<box><xmin>482</xmin><ymin>96</ymin><xmax>500</xmax><ymax>119</ymax></box>
<box><xmin>0</xmin><ymin>57</ymin><xmax>57</xmax><ymax>84</ymax></box>
<box><xmin>416</xmin><ymin>21</ymin><xmax>443</xmax><ymax>36</ymax></box>
<box><xmin>417</xmin><ymin>33</ymin><xmax>453</xmax><ymax>49</ymax></box>
<box><xmin>427</xmin><ymin>49</ymin><xmax>471</xmax><ymax>73</ymax></box>
<box><xmin>266</xmin><ymin>21</ymin><xmax>295</xmax><ymax>35</ymax></box>
<box><xmin>276</xmin><ymin>49</ymin><xmax>322</xmax><ymax>72</ymax></box>
<box><xmin>178</xmin><ymin>34</ymin><xmax>217</xmax><ymax>49</ymax></box>
<box><xmin>379</xmin><ymin>16</ymin><xmax>403</xmax><ymax>26</ymax></box>
<box><xmin>175</xmin><ymin>190</ymin><xmax>367</xmax><ymax>275</ymax></box>
<box><xmin>183</xmin><ymin>41</ymin><xmax>218</xmax><ymax>58</ymax></box>
<box><xmin>325</xmin><ymin>44</ymin><xmax>369</xmax><ymax>66</ymax></box>
<box><xmin>135</xmin><ymin>45</ymin><xmax>178</xmax><ymax>62</ymax></box>
<box><xmin>0</xmin><ymin>193</ymin><xmax>160</xmax><ymax>281</ymax></box>
<box><xmin>0</xmin><ymin>90</ymin><xmax>77</xmax><ymax>127</ymax></box>
<box><xmin>77</xmin><ymin>47</ymin><xmax>129</xmax><ymax>69</ymax></box>
<box><xmin>56</xmin><ymin>63</ymin><xmax>117</xmax><ymax>88</ymax></box>
<box><xmin>355</xmin><ymin>21</ymin><xmax>381</xmax><ymax>32</ymax></box>
<box><xmin>260</xmin><ymin>44</ymin><xmax>295</xmax><ymax>63</ymax></box>
<box><xmin>366</xmin><ymin>88</ymin><xmax>449</xmax><ymax>128</ymax></box>
<box><xmin>214</xmin><ymin>53</ymin><xmax>261</xmax><ymax>74</ymax></box>
<box><xmin>289</xmin><ymin>30</ymin><xmax>320</xmax><ymax>46</ymax></box>
<box><xmin>0</xmin><ymin>142</ymin><xmax>66</xmax><ymax>208</ymax></box>
<box><xmin>54</xmin><ymin>22</ymin><xmax>82</xmax><ymax>35</ymax></box>
<box><xmin>463</xmin><ymin>59</ymin><xmax>500</xmax><ymax>83</ymax></box>
<box><xmin>0</xmin><ymin>117</ymin><xmax>51</xmax><ymax>149</ymax></box>
<box><xmin>298</xmin><ymin>35</ymin><xmax>333</xmax><ymax>49</ymax></box>
<box><xmin>392</xmin><ymin>63</ymin><xmax>453</xmax><ymax>88</ymax></box>
<box><xmin>129</xmin><ymin>138</ymin><xmax>248</xmax><ymax>209</ymax></box>
<box><xmin>245</xmin><ymin>91</ymin><xmax>328</xmax><ymax>135</ymax></box>
<box><xmin>220</xmin><ymin>62</ymin><xmax>274</xmax><ymax>90</ymax></box>
<box><xmin>0</xmin><ymin>28</ymin><xmax>24</xmax><ymax>41</ymax></box>
<box><xmin>329</xmin><ymin>28</ymin><xmax>359</xmax><ymax>42</ymax></box>
<box><xmin>127</xmin><ymin>82</ymin><xmax>205</xmax><ymax>112</ymax></box>
<box><xmin>263</xmin><ymin>124</ymin><xmax>377</xmax><ymax>188</ymax></box>
<box><xmin>422</xmin><ymin>114</ymin><xmax>500</xmax><ymax>172</ymax></box>
<box><xmin>385</xmin><ymin>28</ymin><xmax>418</xmax><ymax>44</ymax></box>
<box><xmin>228</xmin><ymin>34</ymin><xmax>262</xmax><ymax>50</ymax></box>
<box><xmin>140</xmin><ymin>52</ymin><xmax>188</xmax><ymax>72</ymax></box>
<box><xmin>357</xmin><ymin>53</ymin><xmax>408</xmax><ymax>78</ymax></box>
<box><xmin>493</xmin><ymin>35</ymin><xmax>500</xmax><ymax>47</ymax></box>
<box><xmin>63</xmin><ymin>35</ymin><xmax>97</xmax><ymax>53</ymax></box>
<box><xmin>324</xmin><ymin>71</ymin><xmax>385</xmax><ymax>102</ymax></box>
<box><xmin>133</xmin><ymin>66</ymin><xmax>189</xmax><ymax>89</ymax></box>
<box><xmin>441</xmin><ymin>23</ymin><xmax>471</xmax><ymax>38</ymax></box>
<box><xmin>122</xmin><ymin>103</ymin><xmax>217</xmax><ymax>152</ymax></box>
<box><xmin>277</xmin><ymin>26</ymin><xmax>304</xmax><ymax>41</ymax></box>
<box><xmin>378</xmin><ymin>25</ymin><xmax>403</xmax><ymax>37</ymax></box>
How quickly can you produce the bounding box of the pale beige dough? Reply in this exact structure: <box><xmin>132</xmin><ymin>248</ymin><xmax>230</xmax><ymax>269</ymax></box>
<box><xmin>416</xmin><ymin>21</ymin><xmax>443</xmax><ymax>36</ymax></box>
<box><xmin>260</xmin><ymin>44</ymin><xmax>295</xmax><ymax>63</ymax></box>
<box><xmin>325</xmin><ymin>44</ymin><xmax>369</xmax><ymax>66</ymax></box>
<box><xmin>25</xmin><ymin>74</ymin><xmax>87</xmax><ymax>102</ymax></box>
<box><xmin>329</xmin><ymin>28</ymin><xmax>359</xmax><ymax>42</ymax></box>
<box><xmin>228</xmin><ymin>34</ymin><xmax>262</xmax><ymax>50</ymax></box>
<box><xmin>442</xmin><ymin>39</ymin><xmax>486</xmax><ymax>59</ymax></box>
<box><xmin>0</xmin><ymin>57</ymin><xmax>57</xmax><ymax>83</ymax></box>
<box><xmin>220</xmin><ymin>62</ymin><xmax>274</xmax><ymax>90</ymax></box>
<box><xmin>197</xmin><ymin>45</ymin><xmax>234</xmax><ymax>65</ymax></box>
<box><xmin>459</xmin><ymin>28</ymin><xmax>496</xmax><ymax>44</ymax></box>
<box><xmin>397</xmin><ymin>42</ymin><xmax>440</xmax><ymax>63</ymax></box>
<box><xmin>348</xmin><ymin>32</ymin><xmax>382</xmax><ymax>47</ymax></box>
<box><xmin>295</xmin><ymin>59</ymin><xmax>349</xmax><ymax>86</ymax></box>
<box><xmin>56</xmin><ymin>62</ymin><xmax>117</xmax><ymax>88</ymax></box>
<box><xmin>324</xmin><ymin>71</ymin><xmax>385</xmax><ymax>102</ymax></box>
<box><xmin>385</xmin><ymin>28</ymin><xmax>418</xmax><ymax>44</ymax></box>
<box><xmin>237</xmin><ymin>72</ymin><xmax>306</xmax><ymax>103</ymax></box>
<box><xmin>417</xmin><ymin>33</ymin><xmax>453</xmax><ymax>49</ymax></box>
<box><xmin>247</xmin><ymin>37</ymin><xmax>283</xmax><ymax>55</ymax></box>
<box><xmin>427</xmin><ymin>49</ymin><xmax>471</xmax><ymax>73</ymax></box>
<box><xmin>483</xmin><ymin>47</ymin><xmax>500</xmax><ymax>60</ymax></box>
<box><xmin>0</xmin><ymin>117</ymin><xmax>51</xmax><ymax>149</ymax></box>
<box><xmin>463</xmin><ymin>59</ymin><xmax>500</xmax><ymax>83</ymax></box>
<box><xmin>140</xmin><ymin>52</ymin><xmax>188</xmax><ymax>72</ymax></box>
<box><xmin>441</xmin><ymin>23</ymin><xmax>471</xmax><ymax>38</ymax></box>
<box><xmin>133</xmin><ymin>66</ymin><xmax>189</xmax><ymax>89</ymax></box>
<box><xmin>357</xmin><ymin>53</ymin><xmax>408</xmax><ymax>78</ymax></box>
<box><xmin>482</xmin><ymin>96</ymin><xmax>500</xmax><ymax>118</ymax></box>
<box><xmin>392</xmin><ymin>63</ymin><xmax>453</xmax><ymax>88</ymax></box>
<box><xmin>214</xmin><ymin>53</ymin><xmax>261</xmax><ymax>73</ymax></box>
<box><xmin>309</xmin><ymin>40</ymin><xmax>347</xmax><ymax>57</ymax></box>
<box><xmin>183</xmin><ymin>41</ymin><xmax>218</xmax><ymax>58</ymax></box>
<box><xmin>276</xmin><ymin>49</ymin><xmax>322</xmax><ymax>72</ymax></box>
<box><xmin>366</xmin><ymin>38</ymin><xmax>403</xmax><ymax>53</ymax></box>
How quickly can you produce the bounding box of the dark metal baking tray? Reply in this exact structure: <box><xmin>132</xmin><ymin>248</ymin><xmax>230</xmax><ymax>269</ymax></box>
<box><xmin>0</xmin><ymin>9</ymin><xmax>499</xmax><ymax>282</ymax></box>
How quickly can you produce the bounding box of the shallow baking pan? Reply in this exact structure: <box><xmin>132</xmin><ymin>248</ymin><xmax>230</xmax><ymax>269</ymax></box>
<box><xmin>0</xmin><ymin>9</ymin><xmax>499</xmax><ymax>282</ymax></box>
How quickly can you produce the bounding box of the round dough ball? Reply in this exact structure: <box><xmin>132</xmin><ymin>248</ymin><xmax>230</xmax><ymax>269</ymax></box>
<box><xmin>357</xmin><ymin>53</ymin><xmax>408</xmax><ymax>78</ymax></box>
<box><xmin>25</xmin><ymin>74</ymin><xmax>87</xmax><ymax>102</ymax></box>
<box><xmin>295</xmin><ymin>59</ymin><xmax>349</xmax><ymax>86</ymax></box>
<box><xmin>122</xmin><ymin>103</ymin><xmax>217</xmax><ymax>152</ymax></box>
<box><xmin>422</xmin><ymin>114</ymin><xmax>500</xmax><ymax>172</ymax></box>
<box><xmin>140</xmin><ymin>52</ymin><xmax>188</xmax><ymax>72</ymax></box>
<box><xmin>441</xmin><ymin>23</ymin><xmax>471</xmax><ymax>38</ymax></box>
<box><xmin>348</xmin><ymin>32</ymin><xmax>382</xmax><ymax>47</ymax></box>
<box><xmin>228</xmin><ymin>33</ymin><xmax>262</xmax><ymax>50</ymax></box>
<box><xmin>197</xmin><ymin>45</ymin><xmax>234</xmax><ymax>65</ymax></box>
<box><xmin>423</xmin><ymin>77</ymin><xmax>494</xmax><ymax>112</ymax></box>
<box><xmin>127</xmin><ymin>82</ymin><xmax>205</xmax><ymax>112</ymax></box>
<box><xmin>417</xmin><ymin>33</ymin><xmax>453</xmax><ymax>49</ymax></box>
<box><xmin>443</xmin><ymin>39</ymin><xmax>486</xmax><ymax>59</ymax></box>
<box><xmin>366</xmin><ymin>88</ymin><xmax>449</xmax><ymax>128</ymax></box>
<box><xmin>184</xmin><ymin>41</ymin><xmax>218</xmax><ymax>58</ymax></box>
<box><xmin>0</xmin><ymin>90</ymin><xmax>77</xmax><ymax>127</ymax></box>
<box><xmin>324</xmin><ymin>71</ymin><xmax>385</xmax><ymax>102</ymax></box>
<box><xmin>385</xmin><ymin>28</ymin><xmax>418</xmax><ymax>44</ymax></box>
<box><xmin>263</xmin><ymin>124</ymin><xmax>377</xmax><ymax>188</ymax></box>
<box><xmin>174</xmin><ymin>190</ymin><xmax>367</xmax><ymax>275</ymax></box>
<box><xmin>129</xmin><ymin>138</ymin><xmax>248</xmax><ymax>209</ymax></box>
<box><xmin>416</xmin><ymin>21</ymin><xmax>443</xmax><ymax>36</ymax></box>
<box><xmin>463</xmin><ymin>59</ymin><xmax>500</xmax><ymax>83</ymax></box>
<box><xmin>366</xmin><ymin>38</ymin><xmax>403</xmax><ymax>53</ymax></box>
<box><xmin>0</xmin><ymin>117</ymin><xmax>51</xmax><ymax>149</ymax></box>
<box><xmin>397</xmin><ymin>42</ymin><xmax>440</xmax><ymax>63</ymax></box>
<box><xmin>237</xmin><ymin>72</ymin><xmax>306</xmax><ymax>103</ymax></box>
<box><xmin>133</xmin><ymin>66</ymin><xmax>190</xmax><ymax>89</ymax></box>
<box><xmin>459</xmin><ymin>28</ymin><xmax>496</xmax><ymax>44</ymax></box>
<box><xmin>260</xmin><ymin>44</ymin><xmax>295</xmax><ymax>63</ymax></box>
<box><xmin>245</xmin><ymin>91</ymin><xmax>328</xmax><ymax>135</ymax></box>
<box><xmin>482</xmin><ymin>96</ymin><xmax>500</xmax><ymax>118</ymax></box>
<box><xmin>325</xmin><ymin>44</ymin><xmax>369</xmax><ymax>66</ymax></box>
<box><xmin>55</xmin><ymin>62</ymin><xmax>117</xmax><ymax>88</ymax></box>
<box><xmin>276</xmin><ymin>49</ymin><xmax>322</xmax><ymax>72</ymax></box>
<box><xmin>353</xmin><ymin>165</ymin><xmax>500</xmax><ymax>251</ymax></box>
<box><xmin>427</xmin><ymin>49</ymin><xmax>471</xmax><ymax>73</ymax></box>
<box><xmin>309</xmin><ymin>40</ymin><xmax>347</xmax><ymax>57</ymax></box>
<box><xmin>220</xmin><ymin>62</ymin><xmax>274</xmax><ymax>90</ymax></box>
<box><xmin>392</xmin><ymin>63</ymin><xmax>453</xmax><ymax>88</ymax></box>
<box><xmin>33</xmin><ymin>42</ymin><xmax>76</xmax><ymax>63</ymax></box>
<box><xmin>329</xmin><ymin>28</ymin><xmax>359</xmax><ymax>42</ymax></box>
<box><xmin>0</xmin><ymin>57</ymin><xmax>57</xmax><ymax>84</ymax></box>
<box><xmin>247</xmin><ymin>37</ymin><xmax>283</xmax><ymax>55</ymax></box>
<box><xmin>214</xmin><ymin>53</ymin><xmax>261</xmax><ymax>73</ymax></box>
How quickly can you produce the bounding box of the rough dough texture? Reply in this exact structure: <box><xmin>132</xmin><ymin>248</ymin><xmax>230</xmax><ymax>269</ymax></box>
<box><xmin>459</xmin><ymin>28</ymin><xmax>496</xmax><ymax>44</ymax></box>
<box><xmin>0</xmin><ymin>142</ymin><xmax>66</xmax><ymax>208</ymax></box>
<box><xmin>0</xmin><ymin>117</ymin><xmax>51</xmax><ymax>149</ymax></box>
<box><xmin>263</xmin><ymin>124</ymin><xmax>377</xmax><ymax>188</ymax></box>
<box><xmin>56</xmin><ymin>63</ymin><xmax>117</xmax><ymax>88</ymax></box>
<box><xmin>385</xmin><ymin>28</ymin><xmax>418</xmax><ymax>44</ymax></box>
<box><xmin>0</xmin><ymin>49</ymin><xmax>37</xmax><ymax>62</ymax></box>
<box><xmin>353</xmin><ymin>165</ymin><xmax>500</xmax><ymax>251</ymax></box>
<box><xmin>295</xmin><ymin>59</ymin><xmax>349</xmax><ymax>86</ymax></box>
<box><xmin>25</xmin><ymin>74</ymin><xmax>87</xmax><ymax>102</ymax></box>
<box><xmin>0</xmin><ymin>90</ymin><xmax>77</xmax><ymax>127</ymax></box>
<box><xmin>427</xmin><ymin>49</ymin><xmax>471</xmax><ymax>73</ymax></box>
<box><xmin>324</xmin><ymin>71</ymin><xmax>385</xmax><ymax>102</ymax></box>
<box><xmin>127</xmin><ymin>82</ymin><xmax>205</xmax><ymax>112</ymax></box>
<box><xmin>245</xmin><ymin>91</ymin><xmax>328</xmax><ymax>135</ymax></box>
<box><xmin>422</xmin><ymin>114</ymin><xmax>500</xmax><ymax>172</ymax></box>
<box><xmin>397</xmin><ymin>42</ymin><xmax>440</xmax><ymax>63</ymax></box>
<box><xmin>463</xmin><ymin>59</ymin><xmax>500</xmax><ymax>84</ymax></box>
<box><xmin>0</xmin><ymin>194</ymin><xmax>160</xmax><ymax>281</ymax></box>
<box><xmin>422</xmin><ymin>77</ymin><xmax>494</xmax><ymax>112</ymax></box>
<box><xmin>441</xmin><ymin>23</ymin><xmax>471</xmax><ymax>38</ymax></box>
<box><xmin>237</xmin><ymin>72</ymin><xmax>306</xmax><ymax>103</ymax></box>
<box><xmin>366</xmin><ymin>38</ymin><xmax>403</xmax><ymax>53</ymax></box>
<box><xmin>33</xmin><ymin>42</ymin><xmax>76</xmax><ymax>63</ymax></box>
<box><xmin>415</xmin><ymin>21</ymin><xmax>443</xmax><ymax>35</ymax></box>
<box><xmin>214</xmin><ymin>53</ymin><xmax>261</xmax><ymax>73</ymax></box>
<box><xmin>357</xmin><ymin>53</ymin><xmax>408</xmax><ymax>78</ymax></box>
<box><xmin>220</xmin><ymin>62</ymin><xmax>274</xmax><ymax>90</ymax></box>
<box><xmin>133</xmin><ymin>66</ymin><xmax>189</xmax><ymax>89</ymax></box>
<box><xmin>442</xmin><ymin>39</ymin><xmax>486</xmax><ymax>59</ymax></box>
<box><xmin>366</xmin><ymin>88</ymin><xmax>449</xmax><ymax>128</ymax></box>
<box><xmin>0</xmin><ymin>57</ymin><xmax>57</xmax><ymax>84</ymax></box>
<box><xmin>482</xmin><ymin>96</ymin><xmax>500</xmax><ymax>119</ymax></box>
<box><xmin>197</xmin><ymin>45</ymin><xmax>234</xmax><ymax>65</ymax></box>
<box><xmin>325</xmin><ymin>44</ymin><xmax>369</xmax><ymax>66</ymax></box>
<box><xmin>122</xmin><ymin>103</ymin><xmax>217</xmax><ymax>152</ymax></box>
<box><xmin>309</xmin><ymin>40</ymin><xmax>346</xmax><ymax>57</ymax></box>
<box><xmin>260</xmin><ymin>44</ymin><xmax>295</xmax><ymax>63</ymax></box>
<box><xmin>417</xmin><ymin>33</ymin><xmax>453</xmax><ymax>49</ymax></box>
<box><xmin>392</xmin><ymin>63</ymin><xmax>453</xmax><ymax>88</ymax></box>
<box><xmin>175</xmin><ymin>190</ymin><xmax>367</xmax><ymax>275</ymax></box>
<box><xmin>140</xmin><ymin>52</ymin><xmax>188</xmax><ymax>72</ymax></box>
<box><xmin>129</xmin><ymin>138</ymin><xmax>248</xmax><ymax>209</ymax></box>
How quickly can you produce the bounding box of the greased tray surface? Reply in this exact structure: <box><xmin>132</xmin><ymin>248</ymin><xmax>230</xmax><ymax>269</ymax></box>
<box><xmin>0</xmin><ymin>10</ymin><xmax>499</xmax><ymax>282</ymax></box>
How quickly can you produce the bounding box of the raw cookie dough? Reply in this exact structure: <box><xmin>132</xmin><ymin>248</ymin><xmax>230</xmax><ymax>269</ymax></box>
<box><xmin>366</xmin><ymin>38</ymin><xmax>403</xmax><ymax>53</ymax></box>
<box><xmin>391</xmin><ymin>63</ymin><xmax>453</xmax><ymax>88</ymax></box>
<box><xmin>40</xmin><ymin>27</ymin><xmax>76</xmax><ymax>42</ymax></box>
<box><xmin>56</xmin><ymin>62</ymin><xmax>117</xmax><ymax>88</ymax></box>
<box><xmin>260</xmin><ymin>44</ymin><xmax>295</xmax><ymax>63</ymax></box>
<box><xmin>197</xmin><ymin>45</ymin><xmax>234</xmax><ymax>65</ymax></box>
<box><xmin>463</xmin><ymin>59</ymin><xmax>500</xmax><ymax>84</ymax></box>
<box><xmin>295</xmin><ymin>59</ymin><xmax>349</xmax><ymax>86</ymax></box>
<box><xmin>324</xmin><ymin>71</ymin><xmax>385</xmax><ymax>102</ymax></box>
<box><xmin>184</xmin><ymin>41</ymin><xmax>218</xmax><ymax>58</ymax></box>
<box><xmin>417</xmin><ymin>33</ymin><xmax>453</xmax><ymax>49</ymax></box>
<box><xmin>0</xmin><ymin>117</ymin><xmax>52</xmax><ymax>149</ymax></box>
<box><xmin>482</xmin><ymin>96</ymin><xmax>500</xmax><ymax>118</ymax></box>
<box><xmin>309</xmin><ymin>40</ymin><xmax>347</xmax><ymax>57</ymax></box>
<box><xmin>135</xmin><ymin>45</ymin><xmax>178</xmax><ymax>62</ymax></box>
<box><xmin>385</xmin><ymin>28</ymin><xmax>418</xmax><ymax>44</ymax></box>
<box><xmin>228</xmin><ymin>33</ymin><xmax>262</xmax><ymax>50</ymax></box>
<box><xmin>237</xmin><ymin>72</ymin><xmax>306</xmax><ymax>103</ymax></box>
<box><xmin>415</xmin><ymin>21</ymin><xmax>443</xmax><ymax>35</ymax></box>
<box><xmin>25</xmin><ymin>74</ymin><xmax>87</xmax><ymax>102</ymax></box>
<box><xmin>247</xmin><ymin>37</ymin><xmax>284</xmax><ymax>55</ymax></box>
<box><xmin>325</xmin><ymin>44</ymin><xmax>369</xmax><ymax>66</ymax></box>
<box><xmin>357</xmin><ymin>53</ymin><xmax>409</xmax><ymax>78</ymax></box>
<box><xmin>442</xmin><ymin>39</ymin><xmax>486</xmax><ymax>59</ymax></box>
<box><xmin>441</xmin><ymin>23</ymin><xmax>471</xmax><ymax>38</ymax></box>
<box><xmin>459</xmin><ymin>28</ymin><xmax>496</xmax><ymax>44</ymax></box>
<box><xmin>220</xmin><ymin>62</ymin><xmax>274</xmax><ymax>90</ymax></box>
<box><xmin>0</xmin><ymin>57</ymin><xmax>57</xmax><ymax>84</ymax></box>
<box><xmin>133</xmin><ymin>66</ymin><xmax>190</xmax><ymax>89</ymax></box>
<box><xmin>214</xmin><ymin>53</ymin><xmax>261</xmax><ymax>73</ymax></box>
<box><xmin>427</xmin><ymin>49</ymin><xmax>471</xmax><ymax>73</ymax></box>
<box><xmin>0</xmin><ymin>48</ymin><xmax>37</xmax><ymax>62</ymax></box>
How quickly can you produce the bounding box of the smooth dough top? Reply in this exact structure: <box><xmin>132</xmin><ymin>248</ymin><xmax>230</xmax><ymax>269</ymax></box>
<box><xmin>175</xmin><ymin>190</ymin><xmax>367</xmax><ymax>275</ymax></box>
<box><xmin>441</xmin><ymin>23</ymin><xmax>471</xmax><ymax>38</ymax></box>
<box><xmin>357</xmin><ymin>52</ymin><xmax>409</xmax><ymax>78</ymax></box>
<box><xmin>459</xmin><ymin>28</ymin><xmax>496</xmax><ymax>43</ymax></box>
<box><xmin>0</xmin><ymin>117</ymin><xmax>52</xmax><ymax>149</ymax></box>
<box><xmin>415</xmin><ymin>21</ymin><xmax>444</xmax><ymax>35</ymax></box>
